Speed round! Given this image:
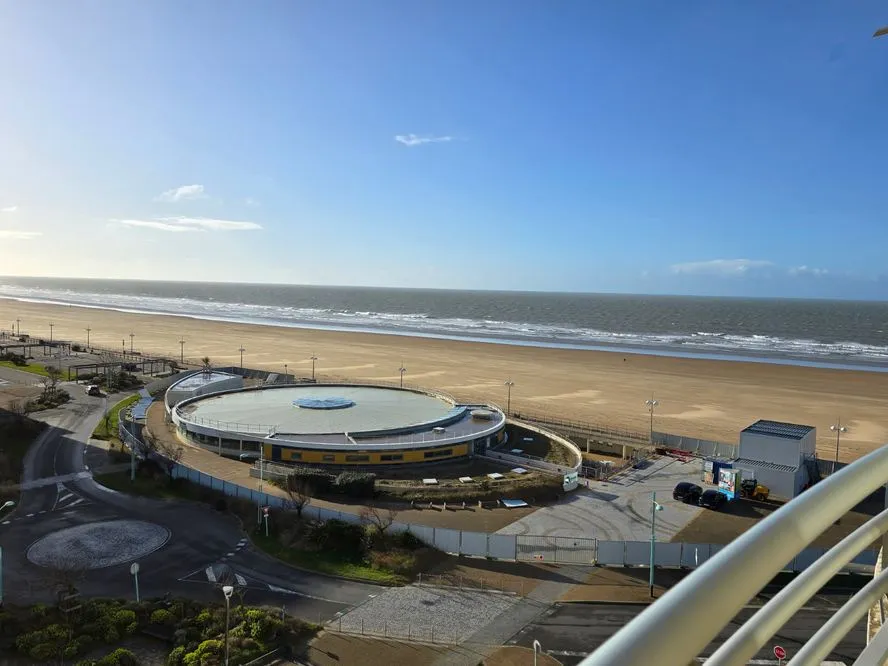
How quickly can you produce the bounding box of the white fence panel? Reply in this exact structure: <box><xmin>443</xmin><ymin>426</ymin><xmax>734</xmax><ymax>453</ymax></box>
<box><xmin>655</xmin><ymin>543</ymin><xmax>682</xmax><ymax>568</ymax></box>
<box><xmin>625</xmin><ymin>541</ymin><xmax>650</xmax><ymax>566</ymax></box>
<box><xmin>488</xmin><ymin>534</ymin><xmax>517</xmax><ymax>560</ymax></box>
<box><xmin>597</xmin><ymin>541</ymin><xmax>625</xmax><ymax>566</ymax></box>
<box><xmin>460</xmin><ymin>531</ymin><xmax>489</xmax><ymax>557</ymax></box>
<box><xmin>433</xmin><ymin>528</ymin><xmax>462</xmax><ymax>554</ymax></box>
<box><xmin>407</xmin><ymin>525</ymin><xmax>436</xmax><ymax>547</ymax></box>
<box><xmin>680</xmin><ymin>543</ymin><xmax>711</xmax><ymax>568</ymax></box>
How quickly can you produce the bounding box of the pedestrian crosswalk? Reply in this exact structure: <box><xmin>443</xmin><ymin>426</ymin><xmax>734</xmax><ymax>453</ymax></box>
<box><xmin>178</xmin><ymin>563</ymin><xmax>302</xmax><ymax>597</ymax></box>
<box><xmin>54</xmin><ymin>487</ymin><xmax>90</xmax><ymax>511</ymax></box>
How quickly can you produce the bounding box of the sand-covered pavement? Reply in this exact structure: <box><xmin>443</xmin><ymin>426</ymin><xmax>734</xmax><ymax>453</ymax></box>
<box><xmin>4</xmin><ymin>298</ymin><xmax>888</xmax><ymax>461</ymax></box>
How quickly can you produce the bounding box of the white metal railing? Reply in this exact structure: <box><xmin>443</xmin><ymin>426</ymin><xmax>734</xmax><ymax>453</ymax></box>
<box><xmin>580</xmin><ymin>444</ymin><xmax>888</xmax><ymax>666</ymax></box>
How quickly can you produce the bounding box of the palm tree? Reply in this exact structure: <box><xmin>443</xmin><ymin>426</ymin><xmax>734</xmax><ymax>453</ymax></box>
<box><xmin>201</xmin><ymin>356</ymin><xmax>212</xmax><ymax>376</ymax></box>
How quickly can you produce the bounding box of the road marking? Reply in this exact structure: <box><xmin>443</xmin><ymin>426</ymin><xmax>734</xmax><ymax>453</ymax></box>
<box><xmin>226</xmin><ymin>552</ymin><xmax>234</xmax><ymax>557</ymax></box>
<box><xmin>26</xmin><ymin>513</ymin><xmax>34</xmax><ymax>517</ymax></box>
<box><xmin>1</xmin><ymin>520</ymin><xmax>9</xmax><ymax>525</ymax></box>
<box><xmin>38</xmin><ymin>510</ymin><xmax>46</xmax><ymax>514</ymax></box>
<box><xmin>265</xmin><ymin>583</ymin><xmax>339</xmax><ymax>603</ymax></box>
<box><xmin>58</xmin><ymin>493</ymin><xmax>74</xmax><ymax>502</ymax></box>
<box><xmin>67</xmin><ymin>498</ymin><xmax>85</xmax><ymax>507</ymax></box>
<box><xmin>235</xmin><ymin>574</ymin><xmax>246</xmax><ymax>587</ymax></box>
<box><xmin>19</xmin><ymin>471</ymin><xmax>91</xmax><ymax>490</ymax></box>
<box><xmin>205</xmin><ymin>566</ymin><xmax>217</xmax><ymax>583</ymax></box>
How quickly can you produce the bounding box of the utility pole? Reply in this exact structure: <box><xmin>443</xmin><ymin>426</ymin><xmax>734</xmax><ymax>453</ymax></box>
<box><xmin>310</xmin><ymin>354</ymin><xmax>318</xmax><ymax>381</ymax></box>
<box><xmin>49</xmin><ymin>322</ymin><xmax>54</xmax><ymax>343</ymax></box>
<box><xmin>238</xmin><ymin>345</ymin><xmax>246</xmax><ymax>369</ymax></box>
<box><xmin>15</xmin><ymin>318</ymin><xmax>20</xmax><ymax>336</ymax></box>
<box><xmin>645</xmin><ymin>397</ymin><xmax>659</xmax><ymax>445</ymax></box>
<box><xmin>129</xmin><ymin>332</ymin><xmax>135</xmax><ymax>354</ymax></box>
<box><xmin>399</xmin><ymin>362</ymin><xmax>407</xmax><ymax>388</ymax></box>
<box><xmin>85</xmin><ymin>327</ymin><xmax>91</xmax><ymax>349</ymax></box>
<box><xmin>830</xmin><ymin>419</ymin><xmax>848</xmax><ymax>475</ymax></box>
<box><xmin>179</xmin><ymin>338</ymin><xmax>185</xmax><ymax>365</ymax></box>
<box><xmin>504</xmin><ymin>379</ymin><xmax>514</xmax><ymax>415</ymax></box>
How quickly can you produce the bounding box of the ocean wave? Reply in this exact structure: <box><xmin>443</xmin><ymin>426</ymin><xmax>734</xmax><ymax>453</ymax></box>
<box><xmin>2</xmin><ymin>283</ymin><xmax>888</xmax><ymax>364</ymax></box>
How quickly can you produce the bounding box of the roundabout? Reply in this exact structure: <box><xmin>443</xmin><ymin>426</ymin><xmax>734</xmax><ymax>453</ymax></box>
<box><xmin>26</xmin><ymin>519</ymin><xmax>171</xmax><ymax>570</ymax></box>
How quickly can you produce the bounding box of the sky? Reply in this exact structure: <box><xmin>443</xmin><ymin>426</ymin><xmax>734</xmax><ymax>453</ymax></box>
<box><xmin>1</xmin><ymin>1</ymin><xmax>887</xmax><ymax>299</ymax></box>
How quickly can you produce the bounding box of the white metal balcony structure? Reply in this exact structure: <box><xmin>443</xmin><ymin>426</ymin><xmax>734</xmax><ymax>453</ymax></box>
<box><xmin>580</xmin><ymin>445</ymin><xmax>888</xmax><ymax>666</ymax></box>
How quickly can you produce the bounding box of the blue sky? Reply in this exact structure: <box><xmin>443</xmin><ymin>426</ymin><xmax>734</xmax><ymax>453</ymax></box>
<box><xmin>1</xmin><ymin>2</ymin><xmax>887</xmax><ymax>298</ymax></box>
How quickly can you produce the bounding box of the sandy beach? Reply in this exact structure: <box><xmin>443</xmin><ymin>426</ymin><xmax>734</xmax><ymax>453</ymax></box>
<box><xmin>3</xmin><ymin>298</ymin><xmax>888</xmax><ymax>461</ymax></box>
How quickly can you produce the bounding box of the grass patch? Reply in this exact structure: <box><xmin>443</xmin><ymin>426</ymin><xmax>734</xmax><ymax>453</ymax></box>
<box><xmin>95</xmin><ymin>471</ymin><xmax>198</xmax><ymax>501</ymax></box>
<box><xmin>92</xmin><ymin>394</ymin><xmax>140</xmax><ymax>440</ymax></box>
<box><xmin>250</xmin><ymin>532</ymin><xmax>401</xmax><ymax>584</ymax></box>
<box><xmin>0</xmin><ymin>360</ymin><xmax>51</xmax><ymax>377</ymax></box>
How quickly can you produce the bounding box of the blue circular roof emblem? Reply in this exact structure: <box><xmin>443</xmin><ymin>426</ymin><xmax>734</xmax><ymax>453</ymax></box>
<box><xmin>294</xmin><ymin>397</ymin><xmax>355</xmax><ymax>410</ymax></box>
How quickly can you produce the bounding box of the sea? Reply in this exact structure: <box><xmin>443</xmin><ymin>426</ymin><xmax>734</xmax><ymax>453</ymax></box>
<box><xmin>1</xmin><ymin>276</ymin><xmax>888</xmax><ymax>372</ymax></box>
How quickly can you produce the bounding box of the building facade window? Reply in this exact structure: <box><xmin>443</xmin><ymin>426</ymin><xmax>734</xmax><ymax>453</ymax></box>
<box><xmin>346</xmin><ymin>454</ymin><xmax>370</xmax><ymax>462</ymax></box>
<box><xmin>423</xmin><ymin>448</ymin><xmax>453</xmax><ymax>459</ymax></box>
<box><xmin>322</xmin><ymin>454</ymin><xmax>335</xmax><ymax>462</ymax></box>
<box><xmin>381</xmin><ymin>454</ymin><xmax>404</xmax><ymax>462</ymax></box>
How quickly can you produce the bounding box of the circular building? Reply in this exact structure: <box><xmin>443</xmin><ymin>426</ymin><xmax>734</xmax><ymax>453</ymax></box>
<box><xmin>168</xmin><ymin>383</ymin><xmax>506</xmax><ymax>466</ymax></box>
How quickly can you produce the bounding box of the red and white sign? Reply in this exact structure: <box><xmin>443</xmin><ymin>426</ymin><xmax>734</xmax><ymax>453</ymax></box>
<box><xmin>773</xmin><ymin>645</ymin><xmax>787</xmax><ymax>660</ymax></box>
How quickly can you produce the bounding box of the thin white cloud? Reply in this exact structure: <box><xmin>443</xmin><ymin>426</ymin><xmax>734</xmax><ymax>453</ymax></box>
<box><xmin>788</xmin><ymin>265</ymin><xmax>829</xmax><ymax>277</ymax></box>
<box><xmin>671</xmin><ymin>259</ymin><xmax>774</xmax><ymax>276</ymax></box>
<box><xmin>244</xmin><ymin>197</ymin><xmax>260</xmax><ymax>207</ymax></box>
<box><xmin>115</xmin><ymin>216</ymin><xmax>262</xmax><ymax>233</ymax></box>
<box><xmin>1</xmin><ymin>205</ymin><xmax>18</xmax><ymax>213</ymax></box>
<box><xmin>395</xmin><ymin>134</ymin><xmax>453</xmax><ymax>147</ymax></box>
<box><xmin>0</xmin><ymin>230</ymin><xmax>41</xmax><ymax>240</ymax></box>
<box><xmin>155</xmin><ymin>184</ymin><xmax>206</xmax><ymax>202</ymax></box>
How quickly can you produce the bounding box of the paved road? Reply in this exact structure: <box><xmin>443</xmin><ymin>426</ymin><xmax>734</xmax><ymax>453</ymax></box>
<box><xmin>0</xmin><ymin>386</ymin><xmax>379</xmax><ymax>621</ymax></box>
<box><xmin>512</xmin><ymin>602</ymin><xmax>865</xmax><ymax>665</ymax></box>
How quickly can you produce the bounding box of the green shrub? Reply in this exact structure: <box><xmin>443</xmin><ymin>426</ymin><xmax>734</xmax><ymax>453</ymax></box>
<box><xmin>30</xmin><ymin>603</ymin><xmax>48</xmax><ymax>618</ymax></box>
<box><xmin>309</xmin><ymin>519</ymin><xmax>366</xmax><ymax>557</ymax></box>
<box><xmin>166</xmin><ymin>646</ymin><xmax>186</xmax><ymax>666</ymax></box>
<box><xmin>369</xmin><ymin>549</ymin><xmax>417</xmax><ymax>575</ymax></box>
<box><xmin>183</xmin><ymin>639</ymin><xmax>223</xmax><ymax>666</ymax></box>
<box><xmin>103</xmin><ymin>626</ymin><xmax>120</xmax><ymax>643</ymax></box>
<box><xmin>334</xmin><ymin>471</ymin><xmax>376</xmax><ymax>498</ymax></box>
<box><xmin>289</xmin><ymin>467</ymin><xmax>334</xmax><ymax>495</ymax></box>
<box><xmin>151</xmin><ymin>608</ymin><xmax>176</xmax><ymax>626</ymax></box>
<box><xmin>97</xmin><ymin>647</ymin><xmax>139</xmax><ymax>666</ymax></box>
<box><xmin>16</xmin><ymin>624</ymin><xmax>68</xmax><ymax>661</ymax></box>
<box><xmin>394</xmin><ymin>530</ymin><xmax>425</xmax><ymax>550</ymax></box>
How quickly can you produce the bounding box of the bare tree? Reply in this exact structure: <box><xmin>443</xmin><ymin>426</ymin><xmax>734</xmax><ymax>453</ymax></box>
<box><xmin>201</xmin><ymin>356</ymin><xmax>212</xmax><ymax>376</ymax></box>
<box><xmin>40</xmin><ymin>366</ymin><xmax>62</xmax><ymax>402</ymax></box>
<box><xmin>8</xmin><ymin>399</ymin><xmax>26</xmax><ymax>424</ymax></box>
<box><xmin>149</xmin><ymin>433</ymin><xmax>184</xmax><ymax>482</ymax></box>
<box><xmin>284</xmin><ymin>473</ymin><xmax>312</xmax><ymax>519</ymax></box>
<box><xmin>360</xmin><ymin>503</ymin><xmax>399</xmax><ymax>539</ymax></box>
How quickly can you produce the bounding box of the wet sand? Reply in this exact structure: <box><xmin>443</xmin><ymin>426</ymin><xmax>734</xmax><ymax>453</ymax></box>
<box><xmin>3</xmin><ymin>298</ymin><xmax>887</xmax><ymax>460</ymax></box>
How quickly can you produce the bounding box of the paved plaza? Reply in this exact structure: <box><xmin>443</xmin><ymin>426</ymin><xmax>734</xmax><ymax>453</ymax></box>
<box><xmin>497</xmin><ymin>456</ymin><xmax>705</xmax><ymax>541</ymax></box>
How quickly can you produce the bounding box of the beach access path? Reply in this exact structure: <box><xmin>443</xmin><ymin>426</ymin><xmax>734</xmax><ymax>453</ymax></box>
<box><xmin>145</xmin><ymin>402</ymin><xmax>535</xmax><ymax>533</ymax></box>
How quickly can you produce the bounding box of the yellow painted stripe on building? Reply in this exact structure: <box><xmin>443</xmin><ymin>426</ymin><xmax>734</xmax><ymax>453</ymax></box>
<box><xmin>262</xmin><ymin>442</ymin><xmax>470</xmax><ymax>465</ymax></box>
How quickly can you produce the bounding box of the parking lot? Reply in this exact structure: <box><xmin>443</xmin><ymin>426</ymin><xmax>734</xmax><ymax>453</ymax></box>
<box><xmin>496</xmin><ymin>455</ymin><xmax>705</xmax><ymax>541</ymax></box>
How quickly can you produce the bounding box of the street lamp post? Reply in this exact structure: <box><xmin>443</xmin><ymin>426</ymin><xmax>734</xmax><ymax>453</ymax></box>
<box><xmin>238</xmin><ymin>346</ymin><xmax>245</xmax><ymax>370</ymax></box>
<box><xmin>85</xmin><ymin>327</ymin><xmax>91</xmax><ymax>349</ymax></box>
<box><xmin>830</xmin><ymin>420</ymin><xmax>848</xmax><ymax>475</ymax></box>
<box><xmin>49</xmin><ymin>322</ymin><xmax>54</xmax><ymax>343</ymax></box>
<box><xmin>15</xmin><ymin>318</ymin><xmax>20</xmax><ymax>336</ymax></box>
<box><xmin>0</xmin><ymin>500</ymin><xmax>16</xmax><ymax>605</ymax></box>
<box><xmin>130</xmin><ymin>562</ymin><xmax>140</xmax><ymax>602</ymax></box>
<box><xmin>284</xmin><ymin>364</ymin><xmax>288</xmax><ymax>382</ymax></box>
<box><xmin>129</xmin><ymin>333</ymin><xmax>135</xmax><ymax>354</ymax></box>
<box><xmin>533</xmin><ymin>640</ymin><xmax>542</xmax><ymax>666</ymax></box>
<box><xmin>650</xmin><ymin>492</ymin><xmax>664</xmax><ymax>598</ymax></box>
<box><xmin>222</xmin><ymin>585</ymin><xmax>234</xmax><ymax>666</ymax></box>
<box><xmin>179</xmin><ymin>338</ymin><xmax>185</xmax><ymax>365</ymax></box>
<box><xmin>399</xmin><ymin>362</ymin><xmax>407</xmax><ymax>388</ymax></box>
<box><xmin>258</xmin><ymin>446</ymin><xmax>265</xmax><ymax>526</ymax></box>
<box><xmin>310</xmin><ymin>354</ymin><xmax>318</xmax><ymax>382</ymax></box>
<box><xmin>504</xmin><ymin>379</ymin><xmax>514</xmax><ymax>415</ymax></box>
<box><xmin>645</xmin><ymin>397</ymin><xmax>659</xmax><ymax>444</ymax></box>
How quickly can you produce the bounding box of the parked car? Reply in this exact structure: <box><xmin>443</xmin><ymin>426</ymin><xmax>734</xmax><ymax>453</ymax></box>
<box><xmin>85</xmin><ymin>384</ymin><xmax>102</xmax><ymax>397</ymax></box>
<box><xmin>699</xmin><ymin>489</ymin><xmax>728</xmax><ymax>510</ymax></box>
<box><xmin>672</xmin><ymin>481</ymin><xmax>703</xmax><ymax>504</ymax></box>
